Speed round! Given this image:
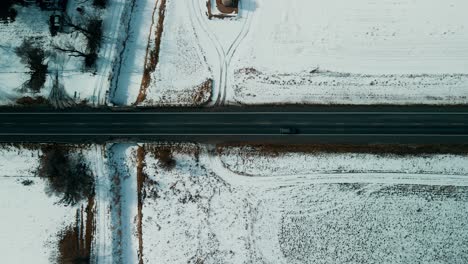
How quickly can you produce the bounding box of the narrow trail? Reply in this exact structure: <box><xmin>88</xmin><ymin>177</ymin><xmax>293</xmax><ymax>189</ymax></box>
<box><xmin>93</xmin><ymin>0</ymin><xmax>127</xmax><ymax>106</ymax></box>
<box><xmin>108</xmin><ymin>0</ymin><xmax>139</xmax><ymax>106</ymax></box>
<box><xmin>221</xmin><ymin>0</ymin><xmax>255</xmax><ymax>104</ymax></box>
<box><xmin>107</xmin><ymin>143</ymin><xmax>140</xmax><ymax>264</ymax></box>
<box><xmin>92</xmin><ymin>145</ymin><xmax>113</xmax><ymax>264</ymax></box>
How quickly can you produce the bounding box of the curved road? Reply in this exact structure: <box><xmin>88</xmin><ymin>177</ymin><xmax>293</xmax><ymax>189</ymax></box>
<box><xmin>0</xmin><ymin>107</ymin><xmax>467</xmax><ymax>143</ymax></box>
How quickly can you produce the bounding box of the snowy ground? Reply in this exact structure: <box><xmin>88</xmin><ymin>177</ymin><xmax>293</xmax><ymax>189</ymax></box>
<box><xmin>122</xmin><ymin>0</ymin><xmax>468</xmax><ymax>106</ymax></box>
<box><xmin>113</xmin><ymin>0</ymin><xmax>251</xmax><ymax>106</ymax></box>
<box><xmin>0</xmin><ymin>177</ymin><xmax>78</xmax><ymax>264</ymax></box>
<box><xmin>110</xmin><ymin>0</ymin><xmax>157</xmax><ymax>106</ymax></box>
<box><xmin>0</xmin><ymin>0</ymin><xmax>127</xmax><ymax>106</ymax></box>
<box><xmin>4</xmin><ymin>0</ymin><xmax>467</xmax><ymax>106</ymax></box>
<box><xmin>2</xmin><ymin>143</ymin><xmax>468</xmax><ymax>263</ymax></box>
<box><xmin>106</xmin><ymin>144</ymin><xmax>140</xmax><ymax>264</ymax></box>
<box><xmin>139</xmin><ymin>143</ymin><xmax>468</xmax><ymax>263</ymax></box>
<box><xmin>0</xmin><ymin>145</ymin><xmax>92</xmax><ymax>264</ymax></box>
<box><xmin>136</xmin><ymin>0</ymin><xmax>213</xmax><ymax>106</ymax></box>
<box><xmin>228</xmin><ymin>0</ymin><xmax>468</xmax><ymax>105</ymax></box>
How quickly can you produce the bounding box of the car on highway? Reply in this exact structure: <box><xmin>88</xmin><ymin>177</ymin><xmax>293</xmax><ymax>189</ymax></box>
<box><xmin>279</xmin><ymin>127</ymin><xmax>298</xmax><ymax>134</ymax></box>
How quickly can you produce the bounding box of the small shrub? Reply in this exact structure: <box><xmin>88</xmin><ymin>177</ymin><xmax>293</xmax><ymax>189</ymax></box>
<box><xmin>38</xmin><ymin>146</ymin><xmax>94</xmax><ymax>205</ymax></box>
<box><xmin>93</xmin><ymin>0</ymin><xmax>107</xmax><ymax>8</ymax></box>
<box><xmin>84</xmin><ymin>52</ymin><xmax>97</xmax><ymax>69</ymax></box>
<box><xmin>156</xmin><ymin>149</ymin><xmax>176</xmax><ymax>170</ymax></box>
<box><xmin>21</xmin><ymin>179</ymin><xmax>34</xmax><ymax>186</ymax></box>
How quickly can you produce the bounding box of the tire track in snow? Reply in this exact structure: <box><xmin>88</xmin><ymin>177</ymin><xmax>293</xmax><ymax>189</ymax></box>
<box><xmin>190</xmin><ymin>0</ymin><xmax>253</xmax><ymax>106</ymax></box>
<box><xmin>221</xmin><ymin>0</ymin><xmax>254</xmax><ymax>104</ymax></box>
<box><xmin>190</xmin><ymin>0</ymin><xmax>225</xmax><ymax>106</ymax></box>
<box><xmin>204</xmin><ymin>150</ymin><xmax>468</xmax><ymax>188</ymax></box>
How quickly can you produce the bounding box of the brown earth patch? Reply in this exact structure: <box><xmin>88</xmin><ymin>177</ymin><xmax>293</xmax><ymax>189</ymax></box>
<box><xmin>16</xmin><ymin>96</ymin><xmax>48</xmax><ymax>106</ymax></box>
<box><xmin>138</xmin><ymin>79</ymin><xmax>212</xmax><ymax>106</ymax></box>
<box><xmin>153</xmin><ymin>147</ymin><xmax>176</xmax><ymax>170</ymax></box>
<box><xmin>193</xmin><ymin>79</ymin><xmax>213</xmax><ymax>106</ymax></box>
<box><xmin>136</xmin><ymin>146</ymin><xmax>147</xmax><ymax>264</ymax></box>
<box><xmin>217</xmin><ymin>144</ymin><xmax>468</xmax><ymax>157</ymax></box>
<box><xmin>56</xmin><ymin>196</ymin><xmax>95</xmax><ymax>264</ymax></box>
<box><xmin>146</xmin><ymin>143</ymin><xmax>201</xmax><ymax>157</ymax></box>
<box><xmin>137</xmin><ymin>0</ymin><xmax>167</xmax><ymax>105</ymax></box>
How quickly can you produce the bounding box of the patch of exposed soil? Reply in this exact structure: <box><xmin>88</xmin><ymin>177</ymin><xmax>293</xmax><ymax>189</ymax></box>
<box><xmin>193</xmin><ymin>79</ymin><xmax>213</xmax><ymax>106</ymax></box>
<box><xmin>16</xmin><ymin>96</ymin><xmax>48</xmax><ymax>106</ymax></box>
<box><xmin>138</xmin><ymin>0</ymin><xmax>167</xmax><ymax>104</ymax></box>
<box><xmin>136</xmin><ymin>146</ymin><xmax>146</xmax><ymax>264</ymax></box>
<box><xmin>56</xmin><ymin>196</ymin><xmax>95</xmax><ymax>264</ymax></box>
<box><xmin>139</xmin><ymin>78</ymin><xmax>212</xmax><ymax>106</ymax></box>
<box><xmin>146</xmin><ymin>143</ymin><xmax>201</xmax><ymax>160</ymax></box>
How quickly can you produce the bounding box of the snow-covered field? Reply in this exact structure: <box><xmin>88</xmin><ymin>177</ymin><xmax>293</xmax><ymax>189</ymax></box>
<box><xmin>0</xmin><ymin>177</ymin><xmax>78</xmax><ymax>264</ymax></box>
<box><xmin>229</xmin><ymin>0</ymin><xmax>468</xmax><ymax>105</ymax></box>
<box><xmin>0</xmin><ymin>145</ymin><xmax>90</xmax><ymax>264</ymax></box>
<box><xmin>136</xmin><ymin>0</ymin><xmax>213</xmax><ymax>106</ymax></box>
<box><xmin>3</xmin><ymin>0</ymin><xmax>467</xmax><ymax>106</ymax></box>
<box><xmin>2</xmin><ymin>143</ymin><xmax>468</xmax><ymax>263</ymax></box>
<box><xmin>127</xmin><ymin>0</ymin><xmax>468</xmax><ymax>106</ymax></box>
<box><xmin>140</xmin><ymin>143</ymin><xmax>468</xmax><ymax>263</ymax></box>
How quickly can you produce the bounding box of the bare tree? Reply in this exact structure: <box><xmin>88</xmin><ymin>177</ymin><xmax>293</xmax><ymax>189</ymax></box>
<box><xmin>54</xmin><ymin>40</ymin><xmax>97</xmax><ymax>68</ymax></box>
<box><xmin>38</xmin><ymin>145</ymin><xmax>95</xmax><ymax>206</ymax></box>
<box><xmin>55</xmin><ymin>13</ymin><xmax>103</xmax><ymax>69</ymax></box>
<box><xmin>15</xmin><ymin>38</ymin><xmax>48</xmax><ymax>92</ymax></box>
<box><xmin>93</xmin><ymin>0</ymin><xmax>107</xmax><ymax>8</ymax></box>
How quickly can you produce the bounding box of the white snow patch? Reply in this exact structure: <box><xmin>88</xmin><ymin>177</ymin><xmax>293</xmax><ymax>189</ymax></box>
<box><xmin>229</xmin><ymin>0</ymin><xmax>468</xmax><ymax>105</ymax></box>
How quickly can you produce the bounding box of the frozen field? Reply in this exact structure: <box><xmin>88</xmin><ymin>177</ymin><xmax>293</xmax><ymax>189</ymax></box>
<box><xmin>229</xmin><ymin>0</ymin><xmax>468</xmax><ymax>105</ymax></box>
<box><xmin>119</xmin><ymin>0</ymin><xmax>468</xmax><ymax>106</ymax></box>
<box><xmin>2</xmin><ymin>143</ymin><xmax>468</xmax><ymax>263</ymax></box>
<box><xmin>3</xmin><ymin>0</ymin><xmax>466</xmax><ymax>106</ymax></box>
<box><xmin>0</xmin><ymin>146</ymin><xmax>84</xmax><ymax>264</ymax></box>
<box><xmin>139</xmin><ymin>144</ymin><xmax>468</xmax><ymax>263</ymax></box>
<box><xmin>0</xmin><ymin>177</ymin><xmax>78</xmax><ymax>264</ymax></box>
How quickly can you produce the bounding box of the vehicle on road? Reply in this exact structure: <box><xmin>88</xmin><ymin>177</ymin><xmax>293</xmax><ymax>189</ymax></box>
<box><xmin>280</xmin><ymin>127</ymin><xmax>298</xmax><ymax>134</ymax></box>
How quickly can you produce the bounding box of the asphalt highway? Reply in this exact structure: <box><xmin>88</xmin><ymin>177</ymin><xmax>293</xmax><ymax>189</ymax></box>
<box><xmin>0</xmin><ymin>108</ymin><xmax>467</xmax><ymax>143</ymax></box>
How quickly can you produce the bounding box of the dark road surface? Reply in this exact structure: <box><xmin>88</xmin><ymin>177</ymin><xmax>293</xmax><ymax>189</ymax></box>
<box><xmin>0</xmin><ymin>107</ymin><xmax>467</xmax><ymax>143</ymax></box>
